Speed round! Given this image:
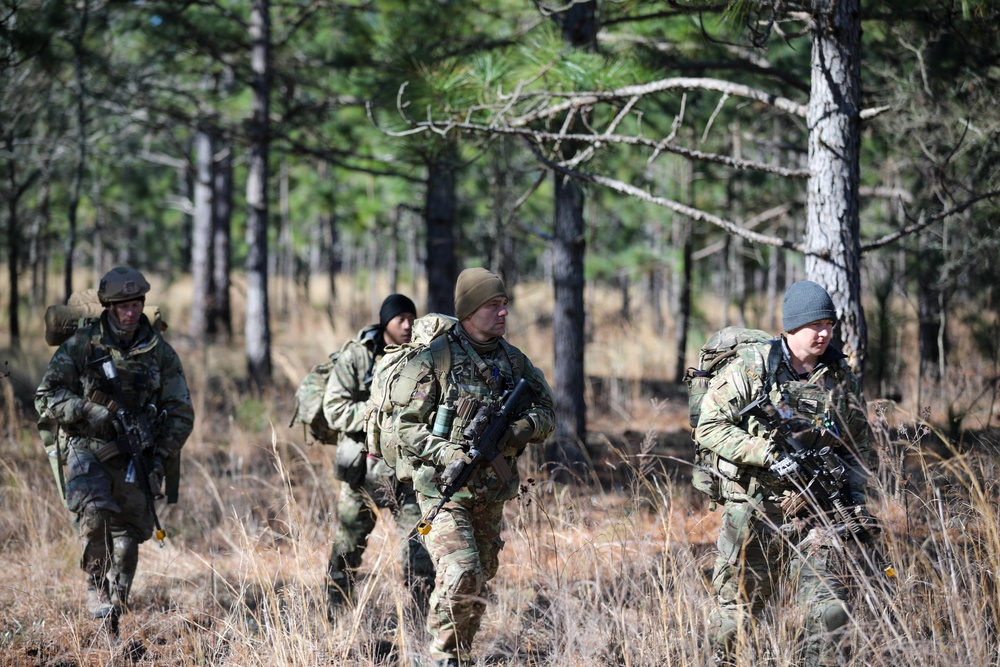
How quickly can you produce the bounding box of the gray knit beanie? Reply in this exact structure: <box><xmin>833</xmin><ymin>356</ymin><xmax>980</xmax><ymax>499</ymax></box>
<box><xmin>454</xmin><ymin>267</ymin><xmax>507</xmax><ymax>321</ymax></box>
<box><xmin>782</xmin><ymin>280</ymin><xmax>837</xmax><ymax>332</ymax></box>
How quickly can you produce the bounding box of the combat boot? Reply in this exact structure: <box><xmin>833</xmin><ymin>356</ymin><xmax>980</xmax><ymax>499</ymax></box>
<box><xmin>86</xmin><ymin>575</ymin><xmax>114</xmax><ymax>619</ymax></box>
<box><xmin>326</xmin><ymin>576</ymin><xmax>354</xmax><ymax>619</ymax></box>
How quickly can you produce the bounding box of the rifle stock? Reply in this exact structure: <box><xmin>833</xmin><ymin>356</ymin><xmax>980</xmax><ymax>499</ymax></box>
<box><xmin>417</xmin><ymin>378</ymin><xmax>531</xmax><ymax>535</ymax></box>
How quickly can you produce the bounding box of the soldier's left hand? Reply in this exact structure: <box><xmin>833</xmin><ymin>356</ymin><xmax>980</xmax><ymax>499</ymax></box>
<box><xmin>501</xmin><ymin>416</ymin><xmax>536</xmax><ymax>456</ymax></box>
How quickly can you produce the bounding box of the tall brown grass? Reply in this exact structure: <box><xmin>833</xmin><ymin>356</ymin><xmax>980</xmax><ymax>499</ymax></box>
<box><xmin>0</xmin><ymin>273</ymin><xmax>998</xmax><ymax>665</ymax></box>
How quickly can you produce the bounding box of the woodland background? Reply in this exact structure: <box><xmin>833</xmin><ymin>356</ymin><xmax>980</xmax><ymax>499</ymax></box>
<box><xmin>2</xmin><ymin>1</ymin><xmax>1000</xmax><ymax>666</ymax></box>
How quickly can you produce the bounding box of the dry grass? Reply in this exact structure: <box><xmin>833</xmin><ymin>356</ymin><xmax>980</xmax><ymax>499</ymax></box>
<box><xmin>1</xmin><ymin>273</ymin><xmax>999</xmax><ymax>665</ymax></box>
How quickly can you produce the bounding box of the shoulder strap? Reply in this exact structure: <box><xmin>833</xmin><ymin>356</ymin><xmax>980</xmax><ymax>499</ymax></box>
<box><xmin>762</xmin><ymin>338</ymin><xmax>784</xmax><ymax>395</ymax></box>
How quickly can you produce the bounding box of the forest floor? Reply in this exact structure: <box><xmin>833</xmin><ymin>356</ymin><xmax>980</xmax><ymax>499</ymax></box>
<box><xmin>2</xmin><ymin>278</ymin><xmax>999</xmax><ymax>666</ymax></box>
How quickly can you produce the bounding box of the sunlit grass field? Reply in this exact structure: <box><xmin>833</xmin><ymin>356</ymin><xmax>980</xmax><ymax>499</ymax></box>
<box><xmin>1</xmin><ymin>271</ymin><xmax>998</xmax><ymax>666</ymax></box>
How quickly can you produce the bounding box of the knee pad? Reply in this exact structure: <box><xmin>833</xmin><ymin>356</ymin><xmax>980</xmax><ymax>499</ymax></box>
<box><xmin>112</xmin><ymin>536</ymin><xmax>139</xmax><ymax>577</ymax></box>
<box><xmin>441</xmin><ymin>548</ymin><xmax>483</xmax><ymax>598</ymax></box>
<box><xmin>78</xmin><ymin>506</ymin><xmax>110</xmax><ymax>537</ymax></box>
<box><xmin>818</xmin><ymin>600</ymin><xmax>849</xmax><ymax>633</ymax></box>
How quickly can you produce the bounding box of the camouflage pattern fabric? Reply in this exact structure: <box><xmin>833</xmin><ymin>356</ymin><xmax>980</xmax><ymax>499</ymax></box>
<box><xmin>327</xmin><ymin>451</ymin><xmax>434</xmax><ymax>603</ymax></box>
<box><xmin>391</xmin><ymin>330</ymin><xmax>555</xmax><ymax>501</ymax></box>
<box><xmin>419</xmin><ymin>498</ymin><xmax>505</xmax><ymax>664</ymax></box>
<box><xmin>323</xmin><ymin>330</ymin><xmax>434</xmax><ymax>605</ymax></box>
<box><xmin>695</xmin><ymin>338</ymin><xmax>871</xmax><ymax>666</ymax></box>
<box><xmin>35</xmin><ymin>312</ymin><xmax>193</xmax><ymax>603</ymax></box>
<box><xmin>322</xmin><ymin>327</ymin><xmax>380</xmax><ymax>439</ymax></box>
<box><xmin>388</xmin><ymin>325</ymin><xmax>554</xmax><ymax>664</ymax></box>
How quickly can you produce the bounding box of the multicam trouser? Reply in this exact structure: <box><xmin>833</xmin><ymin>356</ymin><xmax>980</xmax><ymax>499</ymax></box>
<box><xmin>327</xmin><ymin>441</ymin><xmax>434</xmax><ymax>608</ymax></box>
<box><xmin>709</xmin><ymin>497</ymin><xmax>850</xmax><ymax>667</ymax></box>
<box><xmin>65</xmin><ymin>443</ymin><xmax>152</xmax><ymax>612</ymax></box>
<box><xmin>417</xmin><ymin>496</ymin><xmax>505</xmax><ymax>665</ymax></box>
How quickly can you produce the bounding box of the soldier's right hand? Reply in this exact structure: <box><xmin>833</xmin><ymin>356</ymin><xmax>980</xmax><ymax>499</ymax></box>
<box><xmin>80</xmin><ymin>401</ymin><xmax>117</xmax><ymax>440</ymax></box>
<box><xmin>768</xmin><ymin>451</ymin><xmax>800</xmax><ymax>479</ymax></box>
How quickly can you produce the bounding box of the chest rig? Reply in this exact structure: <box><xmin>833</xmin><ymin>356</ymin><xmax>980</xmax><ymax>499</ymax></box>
<box><xmin>80</xmin><ymin>321</ymin><xmax>161</xmax><ymax>414</ymax></box>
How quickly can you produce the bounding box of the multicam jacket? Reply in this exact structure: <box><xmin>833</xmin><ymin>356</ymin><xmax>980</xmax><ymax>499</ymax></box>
<box><xmin>391</xmin><ymin>326</ymin><xmax>555</xmax><ymax>502</ymax></box>
<box><xmin>694</xmin><ymin>338</ymin><xmax>872</xmax><ymax>504</ymax></box>
<box><xmin>322</xmin><ymin>325</ymin><xmax>380</xmax><ymax>444</ymax></box>
<box><xmin>35</xmin><ymin>313</ymin><xmax>194</xmax><ymax>465</ymax></box>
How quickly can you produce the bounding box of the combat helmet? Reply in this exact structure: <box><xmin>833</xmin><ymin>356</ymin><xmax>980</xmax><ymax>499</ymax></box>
<box><xmin>98</xmin><ymin>267</ymin><xmax>151</xmax><ymax>305</ymax></box>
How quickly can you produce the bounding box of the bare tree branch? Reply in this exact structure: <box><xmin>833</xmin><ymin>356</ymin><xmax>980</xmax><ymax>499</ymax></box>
<box><xmin>861</xmin><ymin>189</ymin><xmax>1000</xmax><ymax>252</ymax></box>
<box><xmin>508</xmin><ymin>77</ymin><xmax>809</xmax><ymax>124</ymax></box>
<box><xmin>524</xmin><ymin>141</ymin><xmax>808</xmax><ymax>253</ymax></box>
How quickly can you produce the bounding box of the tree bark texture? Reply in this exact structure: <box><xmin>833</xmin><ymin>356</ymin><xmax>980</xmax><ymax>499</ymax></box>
<box><xmin>424</xmin><ymin>153</ymin><xmax>458</xmax><ymax>315</ymax></box>
<box><xmin>65</xmin><ymin>0</ymin><xmax>90</xmax><ymax>302</ymax></box>
<box><xmin>245</xmin><ymin>0</ymin><xmax>272</xmax><ymax>390</ymax></box>
<box><xmin>550</xmin><ymin>172</ymin><xmax>588</xmax><ymax>475</ymax></box>
<box><xmin>190</xmin><ymin>129</ymin><xmax>214</xmax><ymax>340</ymax></box>
<box><xmin>212</xmin><ymin>146</ymin><xmax>233</xmax><ymax>339</ymax></box>
<box><xmin>5</xmin><ymin>135</ymin><xmax>21</xmax><ymax>348</ymax></box>
<box><xmin>804</xmin><ymin>0</ymin><xmax>867</xmax><ymax>374</ymax></box>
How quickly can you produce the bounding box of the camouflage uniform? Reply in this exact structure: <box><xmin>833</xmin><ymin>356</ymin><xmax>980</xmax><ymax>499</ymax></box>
<box><xmin>695</xmin><ymin>338</ymin><xmax>872</xmax><ymax>666</ymax></box>
<box><xmin>323</xmin><ymin>325</ymin><xmax>434</xmax><ymax>608</ymax></box>
<box><xmin>35</xmin><ymin>311</ymin><xmax>193</xmax><ymax>616</ymax></box>
<box><xmin>390</xmin><ymin>325</ymin><xmax>554</xmax><ymax>665</ymax></box>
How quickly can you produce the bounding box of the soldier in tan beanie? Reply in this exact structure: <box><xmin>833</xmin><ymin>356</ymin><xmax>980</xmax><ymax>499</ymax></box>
<box><xmin>388</xmin><ymin>267</ymin><xmax>555</xmax><ymax>667</ymax></box>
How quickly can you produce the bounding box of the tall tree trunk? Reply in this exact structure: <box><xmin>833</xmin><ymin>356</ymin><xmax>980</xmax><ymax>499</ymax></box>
<box><xmin>388</xmin><ymin>205</ymin><xmax>400</xmax><ymax>294</ymax></box>
<box><xmin>30</xmin><ymin>165</ymin><xmax>50</xmax><ymax>310</ymax></box>
<box><xmin>211</xmin><ymin>144</ymin><xmax>233</xmax><ymax>339</ymax></box>
<box><xmin>245</xmin><ymin>0</ymin><xmax>272</xmax><ymax>390</ymax></box>
<box><xmin>546</xmin><ymin>0</ymin><xmax>596</xmax><ymax>476</ymax></box>
<box><xmin>674</xmin><ymin>168</ymin><xmax>694</xmax><ymax>385</ymax></box>
<box><xmin>278</xmin><ymin>158</ymin><xmax>292</xmax><ymax>317</ymax></box>
<box><xmin>65</xmin><ymin>0</ymin><xmax>90</xmax><ymax>302</ymax></box>
<box><xmin>424</xmin><ymin>150</ymin><xmax>458</xmax><ymax>315</ymax></box>
<box><xmin>550</xmin><ymin>172</ymin><xmax>588</xmax><ymax>476</ymax></box>
<box><xmin>190</xmin><ymin>129</ymin><xmax>214</xmax><ymax>340</ymax></box>
<box><xmin>804</xmin><ymin>0</ymin><xmax>866</xmax><ymax>374</ymax></box>
<box><xmin>5</xmin><ymin>135</ymin><xmax>21</xmax><ymax>348</ymax></box>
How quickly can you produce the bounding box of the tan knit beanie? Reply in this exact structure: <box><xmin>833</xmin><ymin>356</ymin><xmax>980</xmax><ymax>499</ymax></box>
<box><xmin>454</xmin><ymin>267</ymin><xmax>507</xmax><ymax>321</ymax></box>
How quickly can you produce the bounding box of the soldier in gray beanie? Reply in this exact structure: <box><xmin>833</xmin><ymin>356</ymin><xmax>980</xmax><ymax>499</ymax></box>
<box><xmin>695</xmin><ymin>278</ymin><xmax>875</xmax><ymax>665</ymax></box>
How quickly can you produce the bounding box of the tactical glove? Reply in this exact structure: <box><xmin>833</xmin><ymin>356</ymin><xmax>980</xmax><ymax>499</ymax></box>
<box><xmin>440</xmin><ymin>449</ymin><xmax>473</xmax><ymax>487</ymax></box>
<box><xmin>80</xmin><ymin>401</ymin><xmax>117</xmax><ymax>440</ymax></box>
<box><xmin>768</xmin><ymin>451</ymin><xmax>800</xmax><ymax>480</ymax></box>
<box><xmin>501</xmin><ymin>416</ymin><xmax>536</xmax><ymax>456</ymax></box>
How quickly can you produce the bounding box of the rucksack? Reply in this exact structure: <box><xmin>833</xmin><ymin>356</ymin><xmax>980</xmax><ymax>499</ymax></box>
<box><xmin>290</xmin><ymin>325</ymin><xmax>379</xmax><ymax>445</ymax></box>
<box><xmin>684</xmin><ymin>326</ymin><xmax>777</xmax><ymax>504</ymax></box>
<box><xmin>364</xmin><ymin>313</ymin><xmax>456</xmax><ymax>483</ymax></box>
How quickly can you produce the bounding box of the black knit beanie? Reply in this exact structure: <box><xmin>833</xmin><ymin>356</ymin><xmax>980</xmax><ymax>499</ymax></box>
<box><xmin>379</xmin><ymin>294</ymin><xmax>417</xmax><ymax>329</ymax></box>
<box><xmin>782</xmin><ymin>280</ymin><xmax>837</xmax><ymax>332</ymax></box>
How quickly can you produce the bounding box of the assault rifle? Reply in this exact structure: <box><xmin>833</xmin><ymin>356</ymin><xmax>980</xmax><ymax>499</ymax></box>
<box><xmin>416</xmin><ymin>378</ymin><xmax>530</xmax><ymax>535</ymax></box>
<box><xmin>92</xmin><ymin>353</ymin><xmax>167</xmax><ymax>546</ymax></box>
<box><xmin>740</xmin><ymin>392</ymin><xmax>896</xmax><ymax>580</ymax></box>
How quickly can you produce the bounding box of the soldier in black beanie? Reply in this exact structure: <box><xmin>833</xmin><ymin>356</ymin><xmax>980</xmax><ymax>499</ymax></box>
<box><xmin>323</xmin><ymin>293</ymin><xmax>434</xmax><ymax>616</ymax></box>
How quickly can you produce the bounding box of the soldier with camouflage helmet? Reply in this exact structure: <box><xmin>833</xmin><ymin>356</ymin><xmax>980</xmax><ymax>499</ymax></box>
<box><xmin>323</xmin><ymin>293</ymin><xmax>435</xmax><ymax>614</ymax></box>
<box><xmin>35</xmin><ymin>267</ymin><xmax>194</xmax><ymax>621</ymax></box>
<box><xmin>388</xmin><ymin>268</ymin><xmax>554</xmax><ymax>667</ymax></box>
<box><xmin>695</xmin><ymin>281</ymin><xmax>875</xmax><ymax>666</ymax></box>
